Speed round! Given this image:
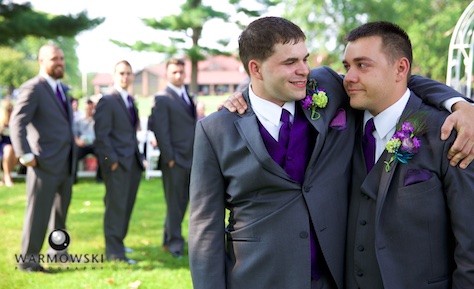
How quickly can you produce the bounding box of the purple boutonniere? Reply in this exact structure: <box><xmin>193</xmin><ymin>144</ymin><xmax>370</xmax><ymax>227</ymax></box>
<box><xmin>384</xmin><ymin>112</ymin><xmax>428</xmax><ymax>172</ymax></box>
<box><xmin>301</xmin><ymin>79</ymin><xmax>328</xmax><ymax>120</ymax></box>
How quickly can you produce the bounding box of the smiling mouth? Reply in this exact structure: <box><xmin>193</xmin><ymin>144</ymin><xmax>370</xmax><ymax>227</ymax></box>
<box><xmin>290</xmin><ymin>80</ymin><xmax>307</xmax><ymax>87</ymax></box>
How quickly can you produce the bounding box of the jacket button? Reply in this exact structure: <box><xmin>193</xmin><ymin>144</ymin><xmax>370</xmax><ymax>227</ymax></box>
<box><xmin>299</xmin><ymin>231</ymin><xmax>309</xmax><ymax>238</ymax></box>
<box><xmin>304</xmin><ymin>186</ymin><xmax>311</xmax><ymax>193</ymax></box>
<box><xmin>357</xmin><ymin>245</ymin><xmax>365</xmax><ymax>251</ymax></box>
<box><xmin>359</xmin><ymin>220</ymin><xmax>367</xmax><ymax>226</ymax></box>
<box><xmin>355</xmin><ymin>266</ymin><xmax>364</xmax><ymax>277</ymax></box>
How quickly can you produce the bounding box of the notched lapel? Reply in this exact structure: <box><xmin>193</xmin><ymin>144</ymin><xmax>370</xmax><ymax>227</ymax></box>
<box><xmin>374</xmin><ymin>152</ymin><xmax>399</xmax><ymax>224</ymax></box>
<box><xmin>234</xmin><ymin>115</ymin><xmax>291</xmax><ymax>181</ymax></box>
<box><xmin>41</xmin><ymin>79</ymin><xmax>68</xmax><ymax>118</ymax></box>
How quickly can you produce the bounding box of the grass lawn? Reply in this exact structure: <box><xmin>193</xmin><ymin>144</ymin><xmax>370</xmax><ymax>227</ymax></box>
<box><xmin>0</xmin><ymin>176</ymin><xmax>193</xmax><ymax>289</ymax></box>
<box><xmin>0</xmin><ymin>94</ymin><xmax>231</xmax><ymax>288</ymax></box>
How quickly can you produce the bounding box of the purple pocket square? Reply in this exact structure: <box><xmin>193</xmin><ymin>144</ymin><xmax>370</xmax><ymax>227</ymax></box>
<box><xmin>329</xmin><ymin>108</ymin><xmax>346</xmax><ymax>130</ymax></box>
<box><xmin>403</xmin><ymin>169</ymin><xmax>432</xmax><ymax>186</ymax></box>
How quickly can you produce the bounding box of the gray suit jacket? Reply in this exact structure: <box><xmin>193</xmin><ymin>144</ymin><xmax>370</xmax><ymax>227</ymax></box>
<box><xmin>93</xmin><ymin>89</ymin><xmax>144</xmax><ymax>172</ymax></box>
<box><xmin>189</xmin><ymin>66</ymin><xmax>355</xmax><ymax>289</ymax></box>
<box><xmin>150</xmin><ymin>86</ymin><xmax>196</xmax><ymax>169</ymax></box>
<box><xmin>346</xmin><ymin>95</ymin><xmax>474</xmax><ymax>289</ymax></box>
<box><xmin>9</xmin><ymin>76</ymin><xmax>74</xmax><ymax>174</ymax></box>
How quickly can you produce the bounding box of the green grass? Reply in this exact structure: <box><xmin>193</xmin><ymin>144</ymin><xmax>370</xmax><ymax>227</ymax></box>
<box><xmin>0</xmin><ymin>94</ymin><xmax>231</xmax><ymax>288</ymax></box>
<box><xmin>0</xmin><ymin>176</ymin><xmax>193</xmax><ymax>289</ymax></box>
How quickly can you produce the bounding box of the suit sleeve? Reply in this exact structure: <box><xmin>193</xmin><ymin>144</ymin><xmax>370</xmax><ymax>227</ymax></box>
<box><xmin>442</xmin><ymin>134</ymin><xmax>474</xmax><ymax>287</ymax></box>
<box><xmin>93</xmin><ymin>97</ymin><xmax>117</xmax><ymax>167</ymax></box>
<box><xmin>189</xmin><ymin>121</ymin><xmax>227</xmax><ymax>289</ymax></box>
<box><xmin>150</xmin><ymin>95</ymin><xmax>174</xmax><ymax>164</ymax></box>
<box><xmin>408</xmin><ymin>75</ymin><xmax>469</xmax><ymax>110</ymax></box>
<box><xmin>9</xmin><ymin>81</ymin><xmax>38</xmax><ymax>157</ymax></box>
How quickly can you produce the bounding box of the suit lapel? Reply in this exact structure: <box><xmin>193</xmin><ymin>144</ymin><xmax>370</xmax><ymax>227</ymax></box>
<box><xmin>112</xmin><ymin>90</ymin><xmax>135</xmax><ymax>127</ymax></box>
<box><xmin>301</xmin><ymin>102</ymin><xmax>328</xmax><ymax>174</ymax></box>
<box><xmin>371</xmin><ymin>94</ymin><xmax>424</xmax><ymax>225</ymax></box>
<box><xmin>234</xmin><ymin>90</ymin><xmax>292</xmax><ymax>181</ymax></box>
<box><xmin>168</xmin><ymin>86</ymin><xmax>194</xmax><ymax>115</ymax></box>
<box><xmin>41</xmin><ymin>78</ymin><xmax>68</xmax><ymax>119</ymax></box>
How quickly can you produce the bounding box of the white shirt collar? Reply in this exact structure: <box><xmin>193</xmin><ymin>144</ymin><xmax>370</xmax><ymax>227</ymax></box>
<box><xmin>40</xmin><ymin>72</ymin><xmax>59</xmax><ymax>92</ymax></box>
<box><xmin>248</xmin><ymin>84</ymin><xmax>295</xmax><ymax>140</ymax></box>
<box><xmin>114</xmin><ymin>85</ymin><xmax>130</xmax><ymax>105</ymax></box>
<box><xmin>168</xmin><ymin>83</ymin><xmax>186</xmax><ymax>97</ymax></box>
<box><xmin>364</xmin><ymin>88</ymin><xmax>411</xmax><ymax>161</ymax></box>
<box><xmin>364</xmin><ymin>88</ymin><xmax>411</xmax><ymax>140</ymax></box>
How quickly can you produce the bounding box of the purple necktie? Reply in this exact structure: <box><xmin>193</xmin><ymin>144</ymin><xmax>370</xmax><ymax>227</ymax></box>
<box><xmin>362</xmin><ymin>118</ymin><xmax>376</xmax><ymax>173</ymax></box>
<box><xmin>181</xmin><ymin>92</ymin><xmax>193</xmax><ymax>113</ymax></box>
<box><xmin>56</xmin><ymin>85</ymin><xmax>67</xmax><ymax>112</ymax></box>
<box><xmin>127</xmin><ymin>95</ymin><xmax>136</xmax><ymax>125</ymax></box>
<box><xmin>278</xmin><ymin>109</ymin><xmax>292</xmax><ymax>148</ymax></box>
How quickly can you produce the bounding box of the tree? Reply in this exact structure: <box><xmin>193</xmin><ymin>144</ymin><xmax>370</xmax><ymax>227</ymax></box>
<box><xmin>0</xmin><ymin>1</ymin><xmax>104</xmax><ymax>94</ymax></box>
<box><xmin>283</xmin><ymin>0</ymin><xmax>471</xmax><ymax>81</ymax></box>
<box><xmin>111</xmin><ymin>0</ymin><xmax>281</xmax><ymax>94</ymax></box>
<box><xmin>0</xmin><ymin>46</ymin><xmax>36</xmax><ymax>91</ymax></box>
<box><xmin>0</xmin><ymin>0</ymin><xmax>103</xmax><ymax>46</ymax></box>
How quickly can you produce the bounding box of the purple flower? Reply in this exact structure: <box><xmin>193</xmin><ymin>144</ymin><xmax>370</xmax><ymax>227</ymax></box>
<box><xmin>301</xmin><ymin>95</ymin><xmax>312</xmax><ymax>109</ymax></box>
<box><xmin>401</xmin><ymin>122</ymin><xmax>414</xmax><ymax>133</ymax></box>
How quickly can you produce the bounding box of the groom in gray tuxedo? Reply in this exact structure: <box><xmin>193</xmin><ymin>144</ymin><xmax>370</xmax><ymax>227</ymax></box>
<box><xmin>10</xmin><ymin>44</ymin><xmax>75</xmax><ymax>272</ymax></box>
<box><xmin>344</xmin><ymin>22</ymin><xmax>474</xmax><ymax>289</ymax></box>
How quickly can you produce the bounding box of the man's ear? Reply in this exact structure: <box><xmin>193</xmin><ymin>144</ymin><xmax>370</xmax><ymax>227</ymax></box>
<box><xmin>396</xmin><ymin>57</ymin><xmax>410</xmax><ymax>82</ymax></box>
<box><xmin>249</xmin><ymin>60</ymin><xmax>263</xmax><ymax>80</ymax></box>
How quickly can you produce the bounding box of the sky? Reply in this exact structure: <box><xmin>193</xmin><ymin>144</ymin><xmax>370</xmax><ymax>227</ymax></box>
<box><xmin>15</xmin><ymin>0</ymin><xmax>283</xmax><ymax>74</ymax></box>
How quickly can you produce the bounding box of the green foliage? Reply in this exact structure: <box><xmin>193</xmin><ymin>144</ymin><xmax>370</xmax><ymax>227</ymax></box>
<box><xmin>0</xmin><ymin>46</ymin><xmax>36</xmax><ymax>88</ymax></box>
<box><xmin>111</xmin><ymin>0</ymin><xmax>279</xmax><ymax>94</ymax></box>
<box><xmin>283</xmin><ymin>0</ymin><xmax>471</xmax><ymax>81</ymax></box>
<box><xmin>0</xmin><ymin>0</ymin><xmax>104</xmax><ymax>46</ymax></box>
<box><xmin>0</xmin><ymin>1</ymin><xmax>104</xmax><ymax>92</ymax></box>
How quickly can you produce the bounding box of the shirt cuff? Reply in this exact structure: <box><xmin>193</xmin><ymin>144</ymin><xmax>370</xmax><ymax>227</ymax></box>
<box><xmin>442</xmin><ymin>97</ymin><xmax>466</xmax><ymax>113</ymax></box>
<box><xmin>19</xmin><ymin>153</ymin><xmax>35</xmax><ymax>165</ymax></box>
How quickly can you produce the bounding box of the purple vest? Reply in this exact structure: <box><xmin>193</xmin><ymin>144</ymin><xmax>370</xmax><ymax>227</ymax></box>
<box><xmin>258</xmin><ymin>105</ymin><xmax>321</xmax><ymax>280</ymax></box>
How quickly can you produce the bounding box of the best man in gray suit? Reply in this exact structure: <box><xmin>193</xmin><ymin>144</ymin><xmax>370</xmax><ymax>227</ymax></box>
<box><xmin>94</xmin><ymin>60</ymin><xmax>144</xmax><ymax>264</ymax></box>
<box><xmin>150</xmin><ymin>58</ymin><xmax>197</xmax><ymax>258</ymax></box>
<box><xmin>344</xmin><ymin>22</ymin><xmax>474</xmax><ymax>289</ymax></box>
<box><xmin>10</xmin><ymin>44</ymin><xmax>75</xmax><ymax>272</ymax></box>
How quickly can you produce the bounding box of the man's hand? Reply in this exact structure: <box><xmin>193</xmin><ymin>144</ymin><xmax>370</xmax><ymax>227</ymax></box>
<box><xmin>111</xmin><ymin>162</ymin><xmax>119</xmax><ymax>171</ymax></box>
<box><xmin>441</xmin><ymin>101</ymin><xmax>474</xmax><ymax>169</ymax></box>
<box><xmin>23</xmin><ymin>158</ymin><xmax>37</xmax><ymax>167</ymax></box>
<box><xmin>75</xmin><ymin>138</ymin><xmax>86</xmax><ymax>147</ymax></box>
<box><xmin>168</xmin><ymin>160</ymin><xmax>175</xmax><ymax>168</ymax></box>
<box><xmin>218</xmin><ymin>92</ymin><xmax>248</xmax><ymax>114</ymax></box>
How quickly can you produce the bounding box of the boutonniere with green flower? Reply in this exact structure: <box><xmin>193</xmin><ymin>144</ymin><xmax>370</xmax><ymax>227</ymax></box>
<box><xmin>384</xmin><ymin>112</ymin><xmax>428</xmax><ymax>172</ymax></box>
<box><xmin>301</xmin><ymin>79</ymin><xmax>328</xmax><ymax>120</ymax></box>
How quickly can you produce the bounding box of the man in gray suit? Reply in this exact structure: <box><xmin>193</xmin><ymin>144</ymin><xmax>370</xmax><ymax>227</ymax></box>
<box><xmin>149</xmin><ymin>58</ymin><xmax>197</xmax><ymax>258</ymax></box>
<box><xmin>344</xmin><ymin>22</ymin><xmax>474</xmax><ymax>288</ymax></box>
<box><xmin>94</xmin><ymin>60</ymin><xmax>144</xmax><ymax>264</ymax></box>
<box><xmin>192</xmin><ymin>17</ymin><xmax>474</xmax><ymax>289</ymax></box>
<box><xmin>10</xmin><ymin>44</ymin><xmax>75</xmax><ymax>272</ymax></box>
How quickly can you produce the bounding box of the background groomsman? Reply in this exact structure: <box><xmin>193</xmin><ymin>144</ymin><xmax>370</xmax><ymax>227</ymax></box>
<box><xmin>10</xmin><ymin>44</ymin><xmax>75</xmax><ymax>272</ymax></box>
<box><xmin>94</xmin><ymin>60</ymin><xmax>144</xmax><ymax>264</ymax></box>
<box><xmin>150</xmin><ymin>58</ymin><xmax>197</xmax><ymax>258</ymax></box>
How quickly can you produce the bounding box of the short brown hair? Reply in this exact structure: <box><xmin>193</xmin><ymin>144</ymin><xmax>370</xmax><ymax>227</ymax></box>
<box><xmin>238</xmin><ymin>17</ymin><xmax>306</xmax><ymax>75</ymax></box>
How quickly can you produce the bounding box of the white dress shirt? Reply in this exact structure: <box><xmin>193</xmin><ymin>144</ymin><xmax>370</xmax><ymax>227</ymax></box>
<box><xmin>363</xmin><ymin>88</ymin><xmax>411</xmax><ymax>162</ymax></box>
<box><xmin>248</xmin><ymin>84</ymin><xmax>295</xmax><ymax>141</ymax></box>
